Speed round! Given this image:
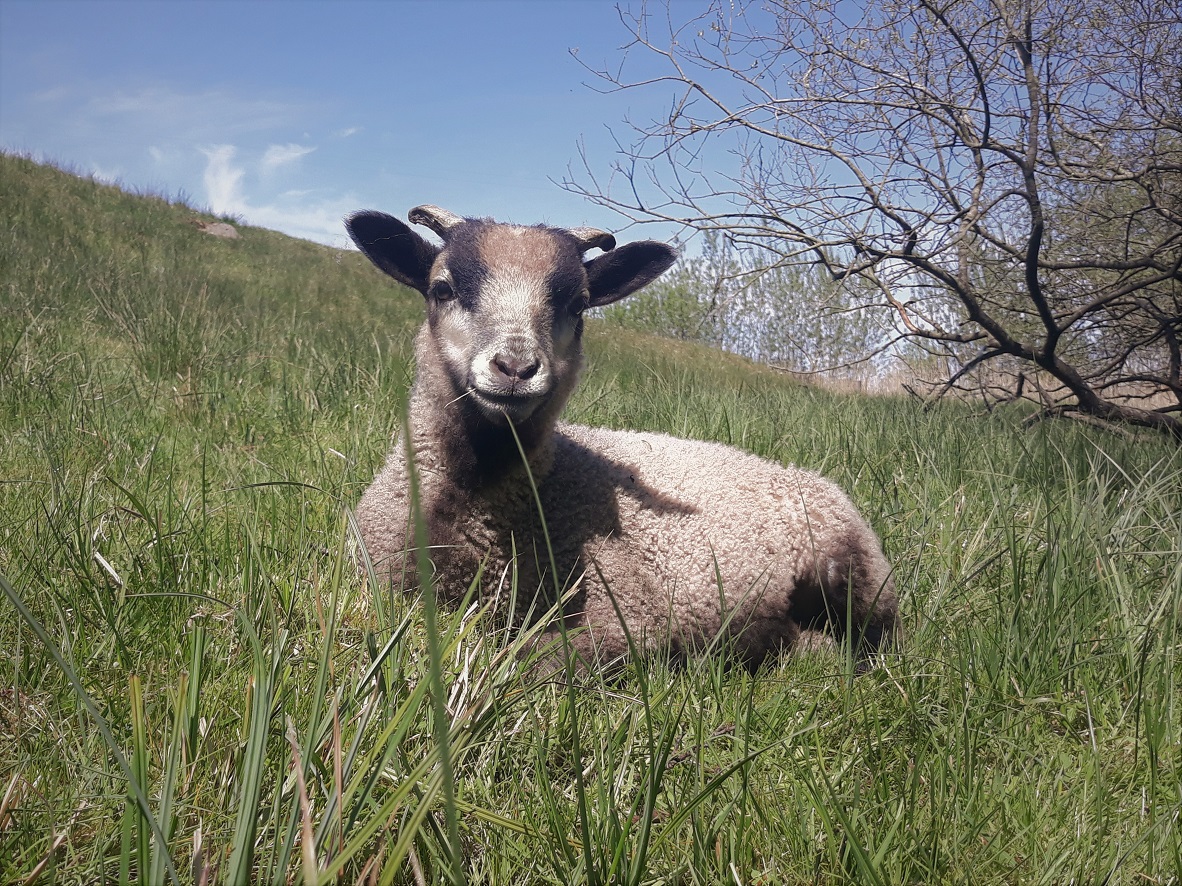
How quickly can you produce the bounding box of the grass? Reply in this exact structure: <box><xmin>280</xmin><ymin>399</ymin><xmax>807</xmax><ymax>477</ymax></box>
<box><xmin>1</xmin><ymin>152</ymin><xmax>1180</xmax><ymax>884</ymax></box>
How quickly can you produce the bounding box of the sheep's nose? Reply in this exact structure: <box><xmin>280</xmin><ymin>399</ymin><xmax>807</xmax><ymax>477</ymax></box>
<box><xmin>492</xmin><ymin>352</ymin><xmax>541</xmax><ymax>382</ymax></box>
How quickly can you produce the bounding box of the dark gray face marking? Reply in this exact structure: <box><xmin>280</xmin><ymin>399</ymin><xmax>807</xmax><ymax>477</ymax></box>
<box><xmin>431</xmin><ymin>222</ymin><xmax>489</xmax><ymax>312</ymax></box>
<box><xmin>546</xmin><ymin>232</ymin><xmax>592</xmax><ymax>316</ymax></box>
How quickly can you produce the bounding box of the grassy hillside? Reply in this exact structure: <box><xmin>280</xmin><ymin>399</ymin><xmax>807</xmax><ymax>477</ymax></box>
<box><xmin>1</xmin><ymin>153</ymin><xmax>1179</xmax><ymax>884</ymax></box>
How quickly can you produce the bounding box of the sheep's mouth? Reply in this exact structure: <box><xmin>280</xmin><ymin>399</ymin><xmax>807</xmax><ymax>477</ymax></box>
<box><xmin>467</xmin><ymin>386</ymin><xmax>548</xmax><ymax>422</ymax></box>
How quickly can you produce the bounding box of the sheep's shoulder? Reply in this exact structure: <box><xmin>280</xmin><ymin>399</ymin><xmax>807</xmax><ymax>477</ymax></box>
<box><xmin>354</xmin><ymin>444</ymin><xmax>412</xmax><ymax>577</ymax></box>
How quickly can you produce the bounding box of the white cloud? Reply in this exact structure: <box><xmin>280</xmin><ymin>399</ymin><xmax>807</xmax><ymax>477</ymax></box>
<box><xmin>200</xmin><ymin>144</ymin><xmax>245</xmax><ymax>216</ymax></box>
<box><xmin>4</xmin><ymin>71</ymin><xmax>360</xmax><ymax>245</ymax></box>
<box><xmin>261</xmin><ymin>142</ymin><xmax>316</xmax><ymax>172</ymax></box>
<box><xmin>247</xmin><ymin>200</ymin><xmax>357</xmax><ymax>248</ymax></box>
<box><xmin>334</xmin><ymin>126</ymin><xmax>361</xmax><ymax>138</ymax></box>
<box><xmin>198</xmin><ymin>144</ymin><xmax>354</xmax><ymax>246</ymax></box>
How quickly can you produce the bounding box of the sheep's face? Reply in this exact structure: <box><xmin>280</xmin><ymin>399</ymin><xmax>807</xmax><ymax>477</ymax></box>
<box><xmin>415</xmin><ymin>221</ymin><xmax>588</xmax><ymax>424</ymax></box>
<box><xmin>346</xmin><ymin>207</ymin><xmax>677</xmax><ymax>427</ymax></box>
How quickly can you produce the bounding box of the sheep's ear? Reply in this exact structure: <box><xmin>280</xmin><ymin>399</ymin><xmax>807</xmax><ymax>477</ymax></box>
<box><xmin>346</xmin><ymin>211</ymin><xmax>439</xmax><ymax>295</ymax></box>
<box><xmin>584</xmin><ymin>241</ymin><xmax>677</xmax><ymax>307</ymax></box>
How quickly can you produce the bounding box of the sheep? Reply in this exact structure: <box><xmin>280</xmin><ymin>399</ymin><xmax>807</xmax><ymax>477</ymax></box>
<box><xmin>346</xmin><ymin>205</ymin><xmax>897</xmax><ymax>674</ymax></box>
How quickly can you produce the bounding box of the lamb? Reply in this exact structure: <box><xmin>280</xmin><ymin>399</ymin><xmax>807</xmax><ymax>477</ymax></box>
<box><xmin>346</xmin><ymin>205</ymin><xmax>897</xmax><ymax>673</ymax></box>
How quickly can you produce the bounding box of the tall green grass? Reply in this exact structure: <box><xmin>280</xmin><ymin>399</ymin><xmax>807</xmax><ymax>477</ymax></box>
<box><xmin>2</xmin><ymin>154</ymin><xmax>1179</xmax><ymax>883</ymax></box>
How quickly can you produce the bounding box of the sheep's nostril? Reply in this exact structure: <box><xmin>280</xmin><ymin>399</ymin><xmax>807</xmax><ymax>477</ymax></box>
<box><xmin>493</xmin><ymin>353</ymin><xmax>541</xmax><ymax>382</ymax></box>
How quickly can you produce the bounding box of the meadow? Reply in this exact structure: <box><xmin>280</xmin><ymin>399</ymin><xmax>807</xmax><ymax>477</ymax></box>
<box><xmin>1</xmin><ymin>153</ymin><xmax>1179</xmax><ymax>884</ymax></box>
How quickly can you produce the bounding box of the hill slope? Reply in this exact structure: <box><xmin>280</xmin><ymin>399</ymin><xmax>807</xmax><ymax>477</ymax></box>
<box><xmin>2</xmin><ymin>154</ymin><xmax>1179</xmax><ymax>884</ymax></box>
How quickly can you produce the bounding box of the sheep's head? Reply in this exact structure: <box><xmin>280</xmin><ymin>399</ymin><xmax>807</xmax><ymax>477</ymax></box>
<box><xmin>346</xmin><ymin>206</ymin><xmax>676</xmax><ymax>427</ymax></box>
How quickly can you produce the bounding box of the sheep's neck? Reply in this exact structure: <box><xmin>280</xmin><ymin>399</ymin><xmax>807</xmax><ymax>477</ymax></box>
<box><xmin>409</xmin><ymin>327</ymin><xmax>564</xmax><ymax>492</ymax></box>
<box><xmin>408</xmin><ymin>388</ymin><xmax>555</xmax><ymax>494</ymax></box>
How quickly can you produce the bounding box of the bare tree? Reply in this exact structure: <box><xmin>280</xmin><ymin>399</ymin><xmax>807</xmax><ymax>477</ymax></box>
<box><xmin>567</xmin><ymin>0</ymin><xmax>1182</xmax><ymax>440</ymax></box>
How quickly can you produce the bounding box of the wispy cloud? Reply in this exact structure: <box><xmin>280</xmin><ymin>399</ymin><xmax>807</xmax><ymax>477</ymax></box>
<box><xmin>88</xmin><ymin>86</ymin><xmax>298</xmax><ymax>140</ymax></box>
<box><xmin>261</xmin><ymin>142</ymin><xmax>316</xmax><ymax>172</ymax></box>
<box><xmin>199</xmin><ymin>143</ymin><xmax>354</xmax><ymax>246</ymax></box>
<box><xmin>6</xmin><ymin>72</ymin><xmax>357</xmax><ymax>246</ymax></box>
<box><xmin>200</xmin><ymin>144</ymin><xmax>245</xmax><ymax>216</ymax></box>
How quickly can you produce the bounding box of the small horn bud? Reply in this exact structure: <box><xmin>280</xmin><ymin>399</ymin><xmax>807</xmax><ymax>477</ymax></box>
<box><xmin>567</xmin><ymin>226</ymin><xmax>616</xmax><ymax>253</ymax></box>
<box><xmin>408</xmin><ymin>205</ymin><xmax>465</xmax><ymax>239</ymax></box>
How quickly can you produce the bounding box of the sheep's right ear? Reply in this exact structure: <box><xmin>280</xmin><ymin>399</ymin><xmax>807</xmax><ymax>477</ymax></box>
<box><xmin>346</xmin><ymin>211</ymin><xmax>439</xmax><ymax>295</ymax></box>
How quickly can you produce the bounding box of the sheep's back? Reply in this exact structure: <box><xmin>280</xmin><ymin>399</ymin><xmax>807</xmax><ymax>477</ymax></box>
<box><xmin>549</xmin><ymin>423</ymin><xmax>892</xmax><ymax>642</ymax></box>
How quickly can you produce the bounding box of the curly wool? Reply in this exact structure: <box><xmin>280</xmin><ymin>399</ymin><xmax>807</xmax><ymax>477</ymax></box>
<box><xmin>355</xmin><ymin>412</ymin><xmax>897</xmax><ymax>669</ymax></box>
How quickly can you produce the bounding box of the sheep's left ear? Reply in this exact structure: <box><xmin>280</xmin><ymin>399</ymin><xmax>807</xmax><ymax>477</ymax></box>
<box><xmin>584</xmin><ymin>241</ymin><xmax>678</xmax><ymax>307</ymax></box>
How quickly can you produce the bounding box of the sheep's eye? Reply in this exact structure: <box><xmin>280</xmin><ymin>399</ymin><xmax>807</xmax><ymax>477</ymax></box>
<box><xmin>429</xmin><ymin>280</ymin><xmax>455</xmax><ymax>302</ymax></box>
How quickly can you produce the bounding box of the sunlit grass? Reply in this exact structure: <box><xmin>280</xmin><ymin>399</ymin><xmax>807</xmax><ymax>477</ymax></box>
<box><xmin>2</xmin><ymin>153</ymin><xmax>1180</xmax><ymax>883</ymax></box>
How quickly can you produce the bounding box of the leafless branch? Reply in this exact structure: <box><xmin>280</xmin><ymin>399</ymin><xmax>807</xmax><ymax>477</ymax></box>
<box><xmin>566</xmin><ymin>0</ymin><xmax>1182</xmax><ymax>441</ymax></box>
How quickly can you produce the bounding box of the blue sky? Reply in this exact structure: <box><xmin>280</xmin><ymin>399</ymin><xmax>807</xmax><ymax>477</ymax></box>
<box><xmin>0</xmin><ymin>0</ymin><xmax>687</xmax><ymax>248</ymax></box>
